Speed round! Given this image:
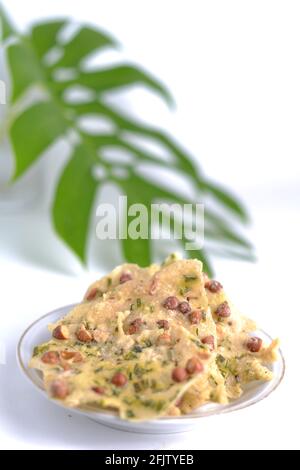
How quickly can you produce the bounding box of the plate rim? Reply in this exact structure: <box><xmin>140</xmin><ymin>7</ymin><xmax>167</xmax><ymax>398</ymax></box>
<box><xmin>17</xmin><ymin>304</ymin><xmax>286</xmax><ymax>425</ymax></box>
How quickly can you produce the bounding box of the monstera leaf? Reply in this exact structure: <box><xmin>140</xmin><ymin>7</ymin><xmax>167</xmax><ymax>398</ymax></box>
<box><xmin>0</xmin><ymin>5</ymin><xmax>253</xmax><ymax>274</ymax></box>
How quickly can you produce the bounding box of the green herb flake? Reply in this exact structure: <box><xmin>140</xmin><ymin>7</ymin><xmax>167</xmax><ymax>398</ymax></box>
<box><xmin>179</xmin><ymin>286</ymin><xmax>189</xmax><ymax>296</ymax></box>
<box><xmin>167</xmin><ymin>349</ymin><xmax>174</xmax><ymax>361</ymax></box>
<box><xmin>124</xmin><ymin>351</ymin><xmax>137</xmax><ymax>360</ymax></box>
<box><xmin>217</xmin><ymin>354</ymin><xmax>226</xmax><ymax>363</ymax></box>
<box><xmin>183</xmin><ymin>274</ymin><xmax>198</xmax><ymax>282</ymax></box>
<box><xmin>1</xmin><ymin>6</ymin><xmax>252</xmax><ymax>275</ymax></box>
<box><xmin>126</xmin><ymin>409</ymin><xmax>135</xmax><ymax>418</ymax></box>
<box><xmin>209</xmin><ymin>375</ymin><xmax>218</xmax><ymax>386</ymax></box>
<box><xmin>216</xmin><ymin>355</ymin><xmax>237</xmax><ymax>378</ymax></box>
<box><xmin>133</xmin><ymin>364</ymin><xmax>145</xmax><ymax>377</ymax></box>
<box><xmin>141</xmin><ymin>399</ymin><xmax>165</xmax><ymax>412</ymax></box>
<box><xmin>155</xmin><ymin>400</ymin><xmax>166</xmax><ymax>412</ymax></box>
<box><xmin>134</xmin><ymin>382</ymin><xmax>142</xmax><ymax>392</ymax></box>
<box><xmin>133</xmin><ymin>363</ymin><xmax>153</xmax><ymax>377</ymax></box>
<box><xmin>191</xmin><ymin>339</ymin><xmax>205</xmax><ymax>349</ymax></box>
<box><xmin>84</xmin><ymin>321</ymin><xmax>94</xmax><ymax>330</ymax></box>
<box><xmin>151</xmin><ymin>379</ymin><xmax>157</xmax><ymax>390</ymax></box>
<box><xmin>145</xmin><ymin>339</ymin><xmax>152</xmax><ymax>348</ymax></box>
<box><xmin>33</xmin><ymin>344</ymin><xmax>49</xmax><ymax>357</ymax></box>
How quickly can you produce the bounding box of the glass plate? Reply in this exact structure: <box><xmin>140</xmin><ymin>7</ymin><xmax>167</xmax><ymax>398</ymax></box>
<box><xmin>17</xmin><ymin>304</ymin><xmax>285</xmax><ymax>434</ymax></box>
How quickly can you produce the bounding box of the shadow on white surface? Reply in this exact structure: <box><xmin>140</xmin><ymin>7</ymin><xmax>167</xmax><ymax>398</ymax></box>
<box><xmin>0</xmin><ymin>208</ymin><xmax>84</xmax><ymax>276</ymax></box>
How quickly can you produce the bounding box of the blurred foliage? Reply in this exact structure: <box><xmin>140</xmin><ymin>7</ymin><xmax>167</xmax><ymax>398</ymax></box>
<box><xmin>0</xmin><ymin>4</ymin><xmax>254</xmax><ymax>274</ymax></box>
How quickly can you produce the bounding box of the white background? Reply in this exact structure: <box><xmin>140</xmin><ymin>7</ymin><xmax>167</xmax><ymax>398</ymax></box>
<box><xmin>0</xmin><ymin>0</ymin><xmax>299</xmax><ymax>450</ymax></box>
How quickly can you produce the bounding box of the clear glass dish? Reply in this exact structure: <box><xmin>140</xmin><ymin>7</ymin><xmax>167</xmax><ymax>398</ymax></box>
<box><xmin>17</xmin><ymin>304</ymin><xmax>285</xmax><ymax>434</ymax></box>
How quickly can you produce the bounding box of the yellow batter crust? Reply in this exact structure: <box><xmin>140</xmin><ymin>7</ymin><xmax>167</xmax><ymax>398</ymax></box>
<box><xmin>30</xmin><ymin>254</ymin><xmax>278</xmax><ymax>421</ymax></box>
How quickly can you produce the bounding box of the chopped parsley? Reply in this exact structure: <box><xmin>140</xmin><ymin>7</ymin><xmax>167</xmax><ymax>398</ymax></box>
<box><xmin>183</xmin><ymin>274</ymin><xmax>198</xmax><ymax>282</ymax></box>
<box><xmin>141</xmin><ymin>399</ymin><xmax>166</xmax><ymax>412</ymax></box>
<box><xmin>130</xmin><ymin>298</ymin><xmax>143</xmax><ymax>311</ymax></box>
<box><xmin>191</xmin><ymin>339</ymin><xmax>205</xmax><ymax>349</ymax></box>
<box><xmin>133</xmin><ymin>363</ymin><xmax>153</xmax><ymax>377</ymax></box>
<box><xmin>217</xmin><ymin>354</ymin><xmax>226</xmax><ymax>363</ymax></box>
<box><xmin>209</xmin><ymin>375</ymin><xmax>218</xmax><ymax>386</ymax></box>
<box><xmin>124</xmin><ymin>351</ymin><xmax>138</xmax><ymax>360</ymax></box>
<box><xmin>179</xmin><ymin>286</ymin><xmax>190</xmax><ymax>296</ymax></box>
<box><xmin>133</xmin><ymin>364</ymin><xmax>145</xmax><ymax>377</ymax></box>
<box><xmin>216</xmin><ymin>355</ymin><xmax>238</xmax><ymax>378</ymax></box>
<box><xmin>133</xmin><ymin>382</ymin><xmax>142</xmax><ymax>392</ymax></box>
<box><xmin>126</xmin><ymin>410</ymin><xmax>135</xmax><ymax>418</ymax></box>
<box><xmin>33</xmin><ymin>344</ymin><xmax>49</xmax><ymax>356</ymax></box>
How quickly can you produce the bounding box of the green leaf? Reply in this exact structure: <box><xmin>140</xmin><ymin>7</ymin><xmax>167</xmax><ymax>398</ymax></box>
<box><xmin>7</xmin><ymin>42</ymin><xmax>44</xmax><ymax>102</ymax></box>
<box><xmin>0</xmin><ymin>4</ymin><xmax>15</xmax><ymax>42</ymax></box>
<box><xmin>122</xmin><ymin>170</ymin><xmax>187</xmax><ymax>204</ymax></box>
<box><xmin>115</xmin><ymin>171</ymin><xmax>186</xmax><ymax>266</ymax></box>
<box><xmin>53</xmin><ymin>144</ymin><xmax>98</xmax><ymax>261</ymax></box>
<box><xmin>86</xmin><ymin>133</ymin><xmax>171</xmax><ymax>168</ymax></box>
<box><xmin>10</xmin><ymin>101</ymin><xmax>68</xmax><ymax>178</ymax></box>
<box><xmin>115</xmin><ymin>170</ymin><xmax>253</xmax><ymax>270</ymax></box>
<box><xmin>121</xmin><ymin>226</ymin><xmax>152</xmax><ymax>267</ymax></box>
<box><xmin>67</xmin><ymin>101</ymin><xmax>201</xmax><ymax>183</ymax></box>
<box><xmin>31</xmin><ymin>20</ymin><xmax>66</xmax><ymax>59</ymax></box>
<box><xmin>3</xmin><ymin>14</ymin><xmax>253</xmax><ymax>272</ymax></box>
<box><xmin>205</xmin><ymin>224</ymin><xmax>252</xmax><ymax>251</ymax></box>
<box><xmin>201</xmin><ymin>180</ymin><xmax>249</xmax><ymax>222</ymax></box>
<box><xmin>205</xmin><ymin>210</ymin><xmax>252</xmax><ymax>249</ymax></box>
<box><xmin>117</xmin><ymin>174</ymin><xmax>213</xmax><ymax>275</ymax></box>
<box><xmin>116</xmin><ymin>173</ymin><xmax>153</xmax><ymax>266</ymax></box>
<box><xmin>209</xmin><ymin>246</ymin><xmax>256</xmax><ymax>262</ymax></box>
<box><xmin>115</xmin><ymin>171</ymin><xmax>194</xmax><ymax>267</ymax></box>
<box><xmin>56</xmin><ymin>65</ymin><xmax>173</xmax><ymax>107</ymax></box>
<box><xmin>54</xmin><ymin>26</ymin><xmax>117</xmax><ymax>68</ymax></box>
